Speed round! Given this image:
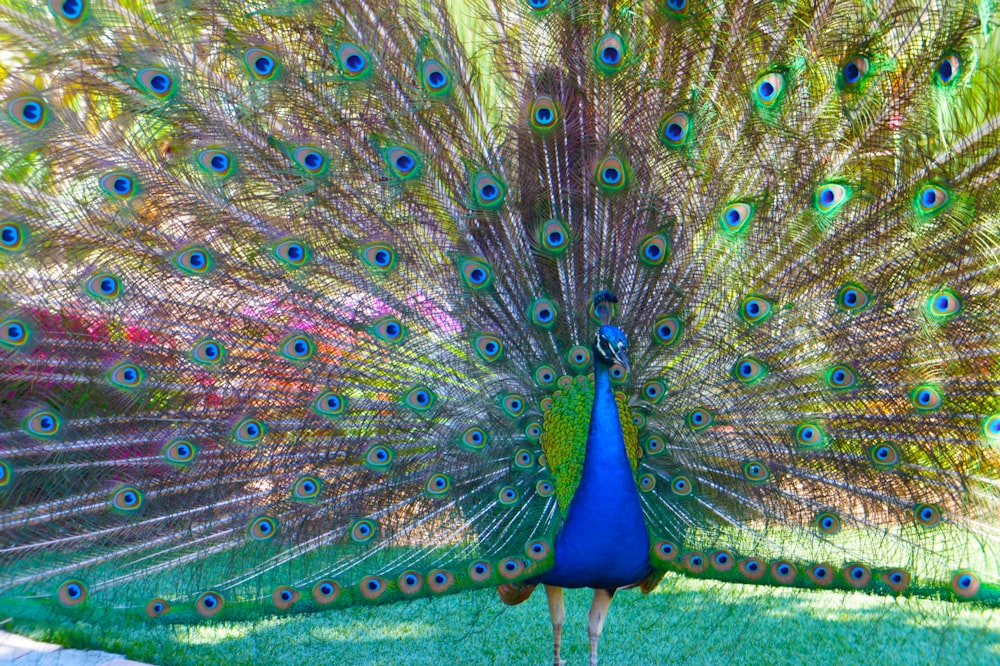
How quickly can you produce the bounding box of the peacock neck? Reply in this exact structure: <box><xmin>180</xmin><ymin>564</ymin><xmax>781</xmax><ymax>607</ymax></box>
<box><xmin>582</xmin><ymin>362</ymin><xmax>632</xmax><ymax>476</ymax></box>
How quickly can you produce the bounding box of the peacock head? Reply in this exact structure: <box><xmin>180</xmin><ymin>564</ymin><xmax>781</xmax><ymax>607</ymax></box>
<box><xmin>591</xmin><ymin>291</ymin><xmax>629</xmax><ymax>371</ymax></box>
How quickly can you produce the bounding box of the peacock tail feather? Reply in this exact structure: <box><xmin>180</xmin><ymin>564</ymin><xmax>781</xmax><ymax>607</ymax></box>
<box><xmin>0</xmin><ymin>0</ymin><xmax>999</xmax><ymax>630</ymax></box>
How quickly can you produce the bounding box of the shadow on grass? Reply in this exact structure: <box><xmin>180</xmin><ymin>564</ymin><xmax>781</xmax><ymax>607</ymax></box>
<box><xmin>4</xmin><ymin>575</ymin><xmax>999</xmax><ymax>665</ymax></box>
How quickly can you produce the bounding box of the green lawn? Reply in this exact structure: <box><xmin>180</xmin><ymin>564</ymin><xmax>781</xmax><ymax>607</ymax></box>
<box><xmin>3</xmin><ymin>574</ymin><xmax>999</xmax><ymax>665</ymax></box>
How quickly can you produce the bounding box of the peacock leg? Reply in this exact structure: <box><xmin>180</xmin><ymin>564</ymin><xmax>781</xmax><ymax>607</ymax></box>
<box><xmin>587</xmin><ymin>588</ymin><xmax>614</xmax><ymax>666</ymax></box>
<box><xmin>544</xmin><ymin>585</ymin><xmax>566</xmax><ymax>666</ymax></box>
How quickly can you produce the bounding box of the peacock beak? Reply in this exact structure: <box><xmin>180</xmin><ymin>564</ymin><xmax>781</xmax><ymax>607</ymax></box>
<box><xmin>613</xmin><ymin>349</ymin><xmax>629</xmax><ymax>372</ymax></box>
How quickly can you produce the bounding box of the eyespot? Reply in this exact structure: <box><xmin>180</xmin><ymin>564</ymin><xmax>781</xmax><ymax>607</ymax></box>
<box><xmin>360</xmin><ymin>576</ymin><xmax>387</xmax><ymax>600</ymax></box>
<box><xmin>533</xmin><ymin>365</ymin><xmax>556</xmax><ymax>387</ymax></box>
<box><xmin>136</xmin><ymin>67</ymin><xmax>174</xmax><ymax>99</ymax></box>
<box><xmin>654</xmin><ymin>541</ymin><xmax>679</xmax><ymax>562</ymax></box>
<box><xmin>314</xmin><ymin>390</ymin><xmax>346</xmax><ymax>418</ymax></box>
<box><xmin>7</xmin><ymin>96</ymin><xmax>47</xmax><ymax>130</ymax></box>
<box><xmin>911</xmin><ymin>384</ymin><xmax>943</xmax><ymax>412</ymax></box>
<box><xmin>49</xmin><ymin>0</ymin><xmax>86</xmax><ymax>24</ymax></box>
<box><xmin>162</xmin><ymin>439</ymin><xmax>197</xmax><ymax>466</ymax></box>
<box><xmin>843</xmin><ymin>564</ymin><xmax>871</xmax><ymax>589</ymax></box>
<box><xmin>498</xmin><ymin>393</ymin><xmax>525</xmax><ymax>418</ymax></box>
<box><xmin>643</xmin><ymin>434</ymin><xmax>666</xmax><ymax>456</ymax></box>
<box><xmin>743</xmin><ymin>460</ymin><xmax>771</xmax><ymax>484</ymax></box>
<box><xmin>498</xmin><ymin>485</ymin><xmax>519</xmax><ymax>505</ymax></box>
<box><xmin>638</xmin><ymin>474</ymin><xmax>656</xmax><ymax>492</ymax></box>
<box><xmin>535</xmin><ymin>479</ymin><xmax>554</xmax><ymax>497</ymax></box>
<box><xmin>398</xmin><ymin>572</ymin><xmax>423</xmax><ymax>595</ymax></box>
<box><xmin>983</xmin><ymin>414</ymin><xmax>1000</xmax><ymax>442</ymax></box>
<box><xmin>808</xmin><ymin>564</ymin><xmax>834</xmax><ymax>587</ymax></box>
<box><xmin>364</xmin><ymin>444</ymin><xmax>394</xmax><ymax>471</ymax></box>
<box><xmin>720</xmin><ymin>202</ymin><xmax>755</xmax><ymax>234</ymax></box>
<box><xmin>652</xmin><ymin>315</ymin><xmax>682</xmax><ymax>346</ymax></box>
<box><xmin>658</xmin><ymin>111</ymin><xmax>690</xmax><ymax>148</ymax></box>
<box><xmin>513</xmin><ymin>448</ymin><xmax>535</xmax><ymax>470</ymax></box>
<box><xmin>537</xmin><ymin>218</ymin><xmax>570</xmax><ymax>255</ymax></box>
<box><xmin>564</xmin><ymin>345</ymin><xmax>590</xmax><ymax>371</ymax></box>
<box><xmin>469</xmin><ymin>561</ymin><xmax>493</xmax><ymax>582</ymax></box>
<box><xmin>232</xmin><ymin>417</ymin><xmax>266</xmax><ymax>445</ymax></box>
<box><xmin>753</xmin><ymin>72</ymin><xmax>785</xmax><ymax>108</ymax></box>
<box><xmin>0</xmin><ymin>460</ymin><xmax>12</xmax><ymax>488</ymax></box>
<box><xmin>595</xmin><ymin>154</ymin><xmax>628</xmax><ymax>192</ymax></box>
<box><xmin>371</xmin><ymin>316</ymin><xmax>406</xmax><ymax>345</ymax></box>
<box><xmin>711</xmin><ymin>551</ymin><xmax>734</xmax><ymax>572</ymax></box>
<box><xmin>663</xmin><ymin>0</ymin><xmax>688</xmax><ymax>17</ymax></box>
<box><xmin>109</xmin><ymin>362</ymin><xmax>143</xmax><ymax>389</ymax></box>
<box><xmin>540</xmin><ymin>397</ymin><xmax>553</xmax><ymax>411</ymax></box>
<box><xmin>927</xmin><ymin>288</ymin><xmax>962</xmax><ymax>321</ymax></box>
<box><xmin>273</xmin><ymin>239</ymin><xmax>310</xmax><ymax>267</ymax></box>
<box><xmin>467</xmin><ymin>334</ymin><xmax>504</xmax><ymax>364</ymax></box>
<box><xmin>58</xmin><ymin>580</ymin><xmax>87</xmax><ymax>606</ymax></box>
<box><xmin>794</xmin><ymin>422</ymin><xmax>826</xmax><ymax>449</ymax></box>
<box><xmin>526</xmin><ymin>0</ymin><xmax>552</xmax><ymax>12</ymax></box>
<box><xmin>881</xmin><ymin>569</ymin><xmax>911</xmax><ymax>593</ymax></box>
<box><xmin>337</xmin><ymin>43</ymin><xmax>371</xmax><ymax>78</ymax></box>
<box><xmin>404</xmin><ymin>386</ymin><xmax>436</xmax><ymax>413</ymax></box>
<box><xmin>683</xmin><ymin>552</ymin><xmax>706</xmax><ymax>573</ymax></box>
<box><xmin>836</xmin><ymin>282</ymin><xmax>872</xmax><ymax>312</ymax></box>
<box><xmin>458</xmin><ymin>256</ymin><xmax>493</xmax><ymax>290</ymax></box>
<box><xmin>291</xmin><ymin>146</ymin><xmax>328</xmax><ymax>175</ymax></box>
<box><xmin>686</xmin><ymin>407</ymin><xmax>712</xmax><ymax>431</ymax></box>
<box><xmin>914</xmin><ymin>503</ymin><xmax>943</xmax><ymax>527</ymax></box>
<box><xmin>24</xmin><ymin>409</ymin><xmax>61</xmax><ymax>439</ymax></box>
<box><xmin>384</xmin><ymin>146</ymin><xmax>421</xmax><ymax>180</ymax></box>
<box><xmin>525</xmin><ymin>539</ymin><xmax>551</xmax><ymax>561</ymax></box>
<box><xmin>174</xmin><ymin>246</ymin><xmax>212</xmax><ymax>275</ymax></box>
<box><xmin>840</xmin><ymin>56</ymin><xmax>870</xmax><ymax>89</ymax></box>
<box><xmin>471</xmin><ymin>172</ymin><xmax>506</xmax><ymax>209</ymax></box>
<box><xmin>421</xmin><ymin>58</ymin><xmax>451</xmax><ymax>95</ymax></box>
<box><xmin>99</xmin><ymin>171</ymin><xmax>137</xmax><ymax>200</ymax></box>
<box><xmin>951</xmin><ymin>572</ymin><xmax>980</xmax><ymax>599</ymax></box>
<box><xmin>638</xmin><ymin>233</ymin><xmax>669</xmax><ymax>267</ymax></box>
<box><xmin>86</xmin><ymin>273</ymin><xmax>122</xmax><ymax>300</ymax></box>
<box><xmin>814</xmin><ymin>183</ymin><xmax>852</xmax><ymax>214</ymax></box>
<box><xmin>631</xmin><ymin>412</ymin><xmax>646</xmax><ymax>429</ymax></box>
<box><xmin>249</xmin><ymin>515</ymin><xmax>277</xmax><ymax>540</ymax></box>
<box><xmin>196</xmin><ymin>591</ymin><xmax>224</xmax><ymax>617</ymax></box>
<box><xmin>670</xmin><ymin>475</ymin><xmax>693</xmax><ymax>496</ymax></box>
<box><xmin>826</xmin><ymin>364</ymin><xmax>857</xmax><ymax>390</ymax></box>
<box><xmin>498</xmin><ymin>558</ymin><xmax>524</xmax><ymax>580</ymax></box>
<box><xmin>732</xmin><ymin>356</ymin><xmax>767</xmax><ymax>384</ymax></box>
<box><xmin>915</xmin><ymin>183</ymin><xmax>951</xmax><ymax>215</ymax></box>
<box><xmin>869</xmin><ymin>442</ymin><xmax>901</xmax><ymax>468</ymax></box>
<box><xmin>196</xmin><ymin>149</ymin><xmax>234</xmax><ymax>177</ymax></box>
<box><xmin>609</xmin><ymin>363</ymin><xmax>628</xmax><ymax>383</ymax></box>
<box><xmin>360</xmin><ymin>242</ymin><xmax>396</xmax><ymax>271</ymax></box>
<box><xmin>272</xmin><ymin>586</ymin><xmax>299</xmax><ymax>610</ymax></box>
<box><xmin>191</xmin><ymin>338</ymin><xmax>226</xmax><ymax>365</ymax></box>
<box><xmin>529</xmin><ymin>95</ymin><xmax>561</xmax><ymax>133</ymax></box>
<box><xmin>1</xmin><ymin>221</ymin><xmax>26</xmax><ymax>251</ymax></box>
<box><xmin>145</xmin><ymin>598</ymin><xmax>171</xmax><ymax>618</ymax></box>
<box><xmin>460</xmin><ymin>426</ymin><xmax>487</xmax><ymax>451</ymax></box>
<box><xmin>594</xmin><ymin>33</ymin><xmax>626</xmax><ymax>75</ymax></box>
<box><xmin>936</xmin><ymin>53</ymin><xmax>961</xmax><ymax>86</ymax></box>
<box><xmin>770</xmin><ymin>561</ymin><xmax>797</xmax><ymax>584</ymax></box>
<box><xmin>813</xmin><ymin>511</ymin><xmax>841</xmax><ymax>535</ymax></box>
<box><xmin>528</xmin><ymin>297</ymin><xmax>558</xmax><ymax>329</ymax></box>
<box><xmin>426</xmin><ymin>473</ymin><xmax>452</xmax><ymax>496</ymax></box>
<box><xmin>351</xmin><ymin>519</ymin><xmax>377</xmax><ymax>543</ymax></box>
<box><xmin>111</xmin><ymin>486</ymin><xmax>144</xmax><ymax>513</ymax></box>
<box><xmin>244</xmin><ymin>47</ymin><xmax>280</xmax><ymax>81</ymax></box>
<box><xmin>739</xmin><ymin>558</ymin><xmax>766</xmax><ymax>581</ymax></box>
<box><xmin>739</xmin><ymin>295</ymin><xmax>773</xmax><ymax>325</ymax></box>
<box><xmin>292</xmin><ymin>475</ymin><xmax>321</xmax><ymax>501</ymax></box>
<box><xmin>641</xmin><ymin>379</ymin><xmax>667</xmax><ymax>404</ymax></box>
<box><xmin>312</xmin><ymin>580</ymin><xmax>340</xmax><ymax>604</ymax></box>
<box><xmin>280</xmin><ymin>334</ymin><xmax>314</xmax><ymax>362</ymax></box>
<box><xmin>428</xmin><ymin>569</ymin><xmax>455</xmax><ymax>592</ymax></box>
<box><xmin>0</xmin><ymin>318</ymin><xmax>31</xmax><ymax>349</ymax></box>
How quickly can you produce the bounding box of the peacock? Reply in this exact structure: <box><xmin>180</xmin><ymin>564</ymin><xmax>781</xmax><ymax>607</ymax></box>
<box><xmin>1</xmin><ymin>0</ymin><xmax>1000</xmax><ymax>663</ymax></box>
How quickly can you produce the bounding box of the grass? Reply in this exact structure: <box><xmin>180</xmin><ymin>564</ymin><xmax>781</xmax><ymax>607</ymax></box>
<box><xmin>3</xmin><ymin>574</ymin><xmax>999</xmax><ymax>665</ymax></box>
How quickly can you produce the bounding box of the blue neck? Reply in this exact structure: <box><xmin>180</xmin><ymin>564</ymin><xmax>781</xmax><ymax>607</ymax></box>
<box><xmin>581</xmin><ymin>363</ymin><xmax>632</xmax><ymax>481</ymax></box>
